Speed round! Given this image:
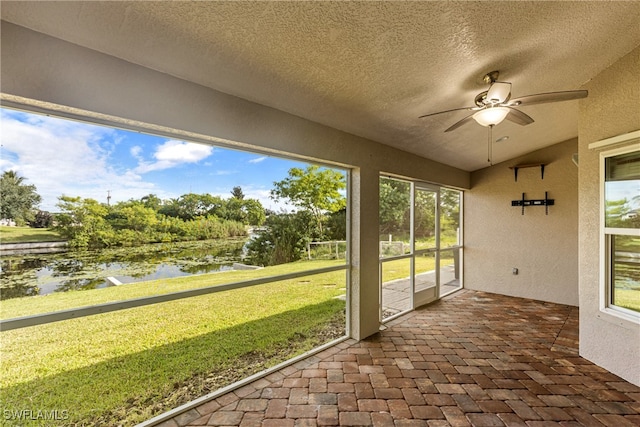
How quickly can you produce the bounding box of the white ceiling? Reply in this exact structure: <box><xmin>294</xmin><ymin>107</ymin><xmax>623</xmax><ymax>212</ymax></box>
<box><xmin>2</xmin><ymin>1</ymin><xmax>640</xmax><ymax>171</ymax></box>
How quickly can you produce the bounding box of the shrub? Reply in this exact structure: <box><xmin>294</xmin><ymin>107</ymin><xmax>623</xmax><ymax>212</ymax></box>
<box><xmin>29</xmin><ymin>210</ymin><xmax>54</xmax><ymax>228</ymax></box>
<box><xmin>246</xmin><ymin>211</ymin><xmax>318</xmax><ymax>266</ymax></box>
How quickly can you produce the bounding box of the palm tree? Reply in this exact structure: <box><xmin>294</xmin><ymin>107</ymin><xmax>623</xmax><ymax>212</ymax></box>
<box><xmin>0</xmin><ymin>170</ymin><xmax>42</xmax><ymax>225</ymax></box>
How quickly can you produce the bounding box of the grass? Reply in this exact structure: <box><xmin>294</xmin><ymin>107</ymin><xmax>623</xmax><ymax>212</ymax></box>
<box><xmin>0</xmin><ymin>262</ymin><xmax>346</xmax><ymax>426</ymax></box>
<box><xmin>0</xmin><ymin>259</ymin><xmax>344</xmax><ymax>319</ymax></box>
<box><xmin>0</xmin><ymin>226</ymin><xmax>64</xmax><ymax>244</ymax></box>
<box><xmin>381</xmin><ymin>255</ymin><xmax>453</xmax><ymax>283</ymax></box>
<box><xmin>613</xmin><ymin>288</ymin><xmax>640</xmax><ymax>313</ymax></box>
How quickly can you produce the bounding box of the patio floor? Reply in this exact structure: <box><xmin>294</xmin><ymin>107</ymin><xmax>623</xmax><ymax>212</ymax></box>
<box><xmin>158</xmin><ymin>289</ymin><xmax>640</xmax><ymax>427</ymax></box>
<box><xmin>382</xmin><ymin>267</ymin><xmax>460</xmax><ymax>319</ymax></box>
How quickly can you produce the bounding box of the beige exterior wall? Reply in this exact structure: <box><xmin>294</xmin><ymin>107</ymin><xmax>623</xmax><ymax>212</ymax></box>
<box><xmin>0</xmin><ymin>22</ymin><xmax>469</xmax><ymax>341</ymax></box>
<box><xmin>465</xmin><ymin>139</ymin><xmax>579</xmax><ymax>306</ymax></box>
<box><xmin>578</xmin><ymin>46</ymin><xmax>640</xmax><ymax>385</ymax></box>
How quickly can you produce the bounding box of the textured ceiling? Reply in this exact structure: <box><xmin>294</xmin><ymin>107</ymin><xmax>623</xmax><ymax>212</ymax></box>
<box><xmin>2</xmin><ymin>1</ymin><xmax>640</xmax><ymax>171</ymax></box>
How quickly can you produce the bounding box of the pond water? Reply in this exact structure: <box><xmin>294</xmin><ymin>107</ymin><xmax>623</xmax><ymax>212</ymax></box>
<box><xmin>0</xmin><ymin>238</ymin><xmax>248</xmax><ymax>300</ymax></box>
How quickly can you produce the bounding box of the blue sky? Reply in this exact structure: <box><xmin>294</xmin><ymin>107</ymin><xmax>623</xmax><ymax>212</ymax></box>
<box><xmin>0</xmin><ymin>108</ymin><xmax>324</xmax><ymax>212</ymax></box>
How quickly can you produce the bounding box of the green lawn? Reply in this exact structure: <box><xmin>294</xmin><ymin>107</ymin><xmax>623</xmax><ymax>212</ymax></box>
<box><xmin>614</xmin><ymin>288</ymin><xmax>640</xmax><ymax>313</ymax></box>
<box><xmin>0</xmin><ymin>226</ymin><xmax>64</xmax><ymax>244</ymax></box>
<box><xmin>0</xmin><ymin>261</ymin><xmax>346</xmax><ymax>426</ymax></box>
<box><xmin>381</xmin><ymin>255</ymin><xmax>453</xmax><ymax>283</ymax></box>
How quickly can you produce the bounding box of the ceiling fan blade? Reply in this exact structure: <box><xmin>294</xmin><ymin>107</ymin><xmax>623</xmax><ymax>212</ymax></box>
<box><xmin>504</xmin><ymin>107</ymin><xmax>534</xmax><ymax>126</ymax></box>
<box><xmin>419</xmin><ymin>106</ymin><xmax>474</xmax><ymax>119</ymax></box>
<box><xmin>509</xmin><ymin>90</ymin><xmax>588</xmax><ymax>107</ymax></box>
<box><xmin>486</xmin><ymin>82</ymin><xmax>511</xmax><ymax>103</ymax></box>
<box><xmin>444</xmin><ymin>112</ymin><xmax>475</xmax><ymax>132</ymax></box>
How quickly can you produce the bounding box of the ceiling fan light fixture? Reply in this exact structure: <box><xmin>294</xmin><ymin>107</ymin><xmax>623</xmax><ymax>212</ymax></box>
<box><xmin>473</xmin><ymin>106</ymin><xmax>509</xmax><ymax>127</ymax></box>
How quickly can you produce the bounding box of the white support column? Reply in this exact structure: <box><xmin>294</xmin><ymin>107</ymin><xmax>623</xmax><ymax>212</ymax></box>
<box><xmin>349</xmin><ymin>167</ymin><xmax>380</xmax><ymax>340</ymax></box>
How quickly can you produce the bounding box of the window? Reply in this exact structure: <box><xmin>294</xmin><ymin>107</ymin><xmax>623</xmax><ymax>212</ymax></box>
<box><xmin>602</xmin><ymin>147</ymin><xmax>640</xmax><ymax>317</ymax></box>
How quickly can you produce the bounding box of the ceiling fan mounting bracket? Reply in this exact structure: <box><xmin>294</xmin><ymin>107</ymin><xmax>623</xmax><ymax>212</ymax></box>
<box><xmin>483</xmin><ymin>70</ymin><xmax>500</xmax><ymax>84</ymax></box>
<box><xmin>475</xmin><ymin>71</ymin><xmax>505</xmax><ymax>107</ymax></box>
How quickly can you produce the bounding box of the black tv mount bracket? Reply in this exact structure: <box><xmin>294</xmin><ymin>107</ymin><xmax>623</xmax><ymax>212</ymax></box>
<box><xmin>511</xmin><ymin>192</ymin><xmax>554</xmax><ymax>215</ymax></box>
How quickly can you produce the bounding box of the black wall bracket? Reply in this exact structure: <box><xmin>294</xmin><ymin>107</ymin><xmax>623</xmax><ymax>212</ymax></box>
<box><xmin>511</xmin><ymin>192</ymin><xmax>554</xmax><ymax>215</ymax></box>
<box><xmin>509</xmin><ymin>163</ymin><xmax>545</xmax><ymax>182</ymax></box>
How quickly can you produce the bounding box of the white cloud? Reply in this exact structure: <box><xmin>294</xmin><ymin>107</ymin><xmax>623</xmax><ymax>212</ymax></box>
<box><xmin>130</xmin><ymin>145</ymin><xmax>143</xmax><ymax>158</ymax></box>
<box><xmin>249</xmin><ymin>156</ymin><xmax>266</xmax><ymax>164</ymax></box>
<box><xmin>135</xmin><ymin>140</ymin><xmax>213</xmax><ymax>173</ymax></box>
<box><xmin>0</xmin><ymin>110</ymin><xmax>168</xmax><ymax>211</ymax></box>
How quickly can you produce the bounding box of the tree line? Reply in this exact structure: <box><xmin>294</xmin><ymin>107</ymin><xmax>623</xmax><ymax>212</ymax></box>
<box><xmin>53</xmin><ymin>192</ymin><xmax>255</xmax><ymax>248</ymax></box>
<box><xmin>0</xmin><ymin>167</ymin><xmax>348</xmax><ymax>266</ymax></box>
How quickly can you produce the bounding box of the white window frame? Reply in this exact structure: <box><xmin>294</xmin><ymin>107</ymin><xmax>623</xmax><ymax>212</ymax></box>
<box><xmin>594</xmin><ymin>134</ymin><xmax>640</xmax><ymax>324</ymax></box>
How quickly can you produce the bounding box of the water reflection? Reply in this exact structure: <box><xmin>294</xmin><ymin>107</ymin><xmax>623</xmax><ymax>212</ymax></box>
<box><xmin>0</xmin><ymin>239</ymin><xmax>246</xmax><ymax>300</ymax></box>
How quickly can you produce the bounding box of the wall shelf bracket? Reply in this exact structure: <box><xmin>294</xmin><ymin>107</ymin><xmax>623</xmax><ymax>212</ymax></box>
<box><xmin>509</xmin><ymin>163</ymin><xmax>545</xmax><ymax>182</ymax></box>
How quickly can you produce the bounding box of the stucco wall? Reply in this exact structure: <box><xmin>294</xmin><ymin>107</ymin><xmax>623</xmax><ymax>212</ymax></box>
<box><xmin>465</xmin><ymin>139</ymin><xmax>579</xmax><ymax>306</ymax></box>
<box><xmin>0</xmin><ymin>22</ymin><xmax>469</xmax><ymax>341</ymax></box>
<box><xmin>578</xmin><ymin>46</ymin><xmax>640</xmax><ymax>385</ymax></box>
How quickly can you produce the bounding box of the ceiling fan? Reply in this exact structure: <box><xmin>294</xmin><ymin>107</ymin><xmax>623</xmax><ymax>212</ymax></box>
<box><xmin>419</xmin><ymin>70</ymin><xmax>588</xmax><ymax>163</ymax></box>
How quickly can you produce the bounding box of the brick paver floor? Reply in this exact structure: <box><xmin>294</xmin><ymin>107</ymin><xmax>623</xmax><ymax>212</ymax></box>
<box><xmin>158</xmin><ymin>290</ymin><xmax>640</xmax><ymax>426</ymax></box>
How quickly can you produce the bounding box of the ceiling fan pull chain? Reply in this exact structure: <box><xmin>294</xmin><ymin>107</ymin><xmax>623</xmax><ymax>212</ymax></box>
<box><xmin>488</xmin><ymin>125</ymin><xmax>493</xmax><ymax>165</ymax></box>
